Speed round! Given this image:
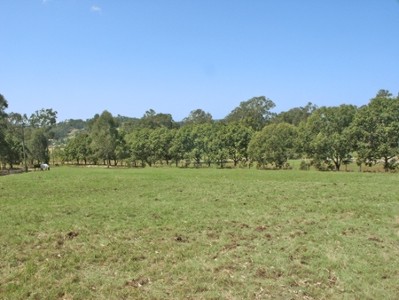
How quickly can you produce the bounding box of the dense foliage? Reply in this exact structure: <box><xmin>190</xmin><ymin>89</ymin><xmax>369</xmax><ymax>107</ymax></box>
<box><xmin>1</xmin><ymin>90</ymin><xmax>398</xmax><ymax>171</ymax></box>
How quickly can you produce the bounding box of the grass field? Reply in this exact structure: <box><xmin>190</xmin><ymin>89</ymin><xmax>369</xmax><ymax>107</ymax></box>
<box><xmin>0</xmin><ymin>167</ymin><xmax>398</xmax><ymax>299</ymax></box>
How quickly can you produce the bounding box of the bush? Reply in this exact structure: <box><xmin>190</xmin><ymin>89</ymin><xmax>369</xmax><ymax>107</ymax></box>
<box><xmin>299</xmin><ymin>160</ymin><xmax>310</xmax><ymax>171</ymax></box>
<box><xmin>312</xmin><ymin>159</ymin><xmax>334</xmax><ymax>171</ymax></box>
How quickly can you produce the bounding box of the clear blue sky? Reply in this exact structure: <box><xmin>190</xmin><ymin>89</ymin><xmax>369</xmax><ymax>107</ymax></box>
<box><xmin>1</xmin><ymin>0</ymin><xmax>398</xmax><ymax>122</ymax></box>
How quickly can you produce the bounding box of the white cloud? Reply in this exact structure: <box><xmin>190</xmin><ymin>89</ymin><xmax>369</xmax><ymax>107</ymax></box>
<box><xmin>90</xmin><ymin>5</ymin><xmax>102</xmax><ymax>13</ymax></box>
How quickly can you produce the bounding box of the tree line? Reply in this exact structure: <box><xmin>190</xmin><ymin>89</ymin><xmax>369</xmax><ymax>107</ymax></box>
<box><xmin>1</xmin><ymin>90</ymin><xmax>398</xmax><ymax>172</ymax></box>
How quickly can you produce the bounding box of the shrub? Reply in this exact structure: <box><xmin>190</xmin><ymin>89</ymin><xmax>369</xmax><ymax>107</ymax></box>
<box><xmin>299</xmin><ymin>160</ymin><xmax>310</xmax><ymax>171</ymax></box>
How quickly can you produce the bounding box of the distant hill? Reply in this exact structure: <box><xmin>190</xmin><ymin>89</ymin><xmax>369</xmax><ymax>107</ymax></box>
<box><xmin>53</xmin><ymin>119</ymin><xmax>88</xmax><ymax>141</ymax></box>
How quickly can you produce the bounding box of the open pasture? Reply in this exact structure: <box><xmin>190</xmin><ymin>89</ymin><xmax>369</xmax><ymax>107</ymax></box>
<box><xmin>0</xmin><ymin>167</ymin><xmax>398</xmax><ymax>299</ymax></box>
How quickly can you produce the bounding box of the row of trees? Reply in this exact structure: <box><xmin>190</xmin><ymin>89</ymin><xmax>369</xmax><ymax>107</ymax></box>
<box><xmin>1</xmin><ymin>91</ymin><xmax>398</xmax><ymax>171</ymax></box>
<box><xmin>0</xmin><ymin>94</ymin><xmax>58</xmax><ymax>170</ymax></box>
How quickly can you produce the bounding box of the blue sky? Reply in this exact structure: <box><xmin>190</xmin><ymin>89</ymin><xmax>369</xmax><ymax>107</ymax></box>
<box><xmin>1</xmin><ymin>0</ymin><xmax>398</xmax><ymax>122</ymax></box>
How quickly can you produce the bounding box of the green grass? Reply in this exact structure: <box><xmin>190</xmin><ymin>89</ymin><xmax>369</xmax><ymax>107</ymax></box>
<box><xmin>1</xmin><ymin>167</ymin><xmax>398</xmax><ymax>299</ymax></box>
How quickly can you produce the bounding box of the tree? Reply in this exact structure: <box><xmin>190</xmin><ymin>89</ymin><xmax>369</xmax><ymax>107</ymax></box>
<box><xmin>223</xmin><ymin>123</ymin><xmax>253</xmax><ymax>166</ymax></box>
<box><xmin>249</xmin><ymin>122</ymin><xmax>297</xmax><ymax>168</ymax></box>
<box><xmin>225</xmin><ymin>96</ymin><xmax>275</xmax><ymax>131</ymax></box>
<box><xmin>114</xmin><ymin>131</ymin><xmax>130</xmax><ymax>166</ymax></box>
<box><xmin>64</xmin><ymin>132</ymin><xmax>92</xmax><ymax>164</ymax></box>
<box><xmin>272</xmin><ymin>102</ymin><xmax>317</xmax><ymax>126</ymax></box>
<box><xmin>148</xmin><ymin>127</ymin><xmax>175</xmax><ymax>165</ymax></box>
<box><xmin>139</xmin><ymin>109</ymin><xmax>176</xmax><ymax>129</ymax></box>
<box><xmin>29</xmin><ymin>108</ymin><xmax>58</xmax><ymax>130</ymax></box>
<box><xmin>0</xmin><ymin>99</ymin><xmax>28</xmax><ymax>170</ymax></box>
<box><xmin>189</xmin><ymin>123</ymin><xmax>216</xmax><ymax>167</ymax></box>
<box><xmin>351</xmin><ymin>90</ymin><xmax>399</xmax><ymax>171</ymax></box>
<box><xmin>301</xmin><ymin>105</ymin><xmax>357</xmax><ymax>171</ymax></box>
<box><xmin>1</xmin><ymin>132</ymin><xmax>22</xmax><ymax>168</ymax></box>
<box><xmin>182</xmin><ymin>109</ymin><xmax>213</xmax><ymax>125</ymax></box>
<box><xmin>89</xmin><ymin>111</ymin><xmax>119</xmax><ymax>166</ymax></box>
<box><xmin>169</xmin><ymin>126</ymin><xmax>194</xmax><ymax>167</ymax></box>
<box><xmin>0</xmin><ymin>94</ymin><xmax>7</xmax><ymax>118</ymax></box>
<box><xmin>29</xmin><ymin>129</ymin><xmax>50</xmax><ymax>164</ymax></box>
<box><xmin>209</xmin><ymin>123</ymin><xmax>229</xmax><ymax>168</ymax></box>
<box><xmin>0</xmin><ymin>94</ymin><xmax>9</xmax><ymax>164</ymax></box>
<box><xmin>2</xmin><ymin>113</ymin><xmax>28</xmax><ymax>169</ymax></box>
<box><xmin>127</xmin><ymin>128</ymin><xmax>152</xmax><ymax>167</ymax></box>
<box><xmin>27</xmin><ymin>108</ymin><xmax>58</xmax><ymax>166</ymax></box>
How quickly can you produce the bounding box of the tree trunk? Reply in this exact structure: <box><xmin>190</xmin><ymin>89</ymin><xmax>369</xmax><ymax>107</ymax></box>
<box><xmin>333</xmin><ymin>158</ymin><xmax>341</xmax><ymax>171</ymax></box>
<box><xmin>384</xmin><ymin>157</ymin><xmax>389</xmax><ymax>172</ymax></box>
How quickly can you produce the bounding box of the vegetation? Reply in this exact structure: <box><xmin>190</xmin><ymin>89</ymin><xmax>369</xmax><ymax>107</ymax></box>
<box><xmin>1</xmin><ymin>88</ymin><xmax>398</xmax><ymax>298</ymax></box>
<box><xmin>249</xmin><ymin>123</ymin><xmax>297</xmax><ymax>169</ymax></box>
<box><xmin>1</xmin><ymin>90</ymin><xmax>399</xmax><ymax>171</ymax></box>
<box><xmin>299</xmin><ymin>105</ymin><xmax>357</xmax><ymax>171</ymax></box>
<box><xmin>0</xmin><ymin>167</ymin><xmax>398</xmax><ymax>299</ymax></box>
<box><xmin>351</xmin><ymin>90</ymin><xmax>399</xmax><ymax>171</ymax></box>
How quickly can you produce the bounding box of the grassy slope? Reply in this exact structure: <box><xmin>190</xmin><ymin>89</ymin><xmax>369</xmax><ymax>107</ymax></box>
<box><xmin>0</xmin><ymin>167</ymin><xmax>398</xmax><ymax>299</ymax></box>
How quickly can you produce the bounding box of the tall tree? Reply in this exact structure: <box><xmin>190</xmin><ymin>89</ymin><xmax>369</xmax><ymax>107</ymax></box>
<box><xmin>89</xmin><ymin>111</ymin><xmax>119</xmax><ymax>166</ymax></box>
<box><xmin>225</xmin><ymin>96</ymin><xmax>275</xmax><ymax>131</ymax></box>
<box><xmin>64</xmin><ymin>132</ymin><xmax>92</xmax><ymax>164</ymax></box>
<box><xmin>2</xmin><ymin>133</ymin><xmax>22</xmax><ymax>168</ymax></box>
<box><xmin>272</xmin><ymin>102</ymin><xmax>317</xmax><ymax>126</ymax></box>
<box><xmin>0</xmin><ymin>94</ymin><xmax>8</xmax><ymax>119</ymax></box>
<box><xmin>3</xmin><ymin>113</ymin><xmax>28</xmax><ymax>169</ymax></box>
<box><xmin>0</xmin><ymin>94</ymin><xmax>9</xmax><ymax>165</ymax></box>
<box><xmin>223</xmin><ymin>123</ymin><xmax>253</xmax><ymax>166</ymax></box>
<box><xmin>209</xmin><ymin>123</ymin><xmax>229</xmax><ymax>168</ymax></box>
<box><xmin>29</xmin><ymin>129</ymin><xmax>50</xmax><ymax>164</ymax></box>
<box><xmin>249</xmin><ymin>122</ymin><xmax>298</xmax><ymax>168</ymax></box>
<box><xmin>351</xmin><ymin>90</ymin><xmax>399</xmax><ymax>171</ymax></box>
<box><xmin>114</xmin><ymin>131</ymin><xmax>130</xmax><ymax>166</ymax></box>
<box><xmin>148</xmin><ymin>127</ymin><xmax>175</xmax><ymax>165</ymax></box>
<box><xmin>139</xmin><ymin>109</ymin><xmax>176</xmax><ymax>129</ymax></box>
<box><xmin>169</xmin><ymin>126</ymin><xmax>194</xmax><ymax>167</ymax></box>
<box><xmin>29</xmin><ymin>108</ymin><xmax>58</xmax><ymax>130</ymax></box>
<box><xmin>28</xmin><ymin>108</ymin><xmax>58</xmax><ymax>165</ymax></box>
<box><xmin>182</xmin><ymin>109</ymin><xmax>213</xmax><ymax>125</ymax></box>
<box><xmin>301</xmin><ymin>105</ymin><xmax>357</xmax><ymax>171</ymax></box>
<box><xmin>189</xmin><ymin>123</ymin><xmax>216</xmax><ymax>167</ymax></box>
<box><xmin>127</xmin><ymin>128</ymin><xmax>152</xmax><ymax>167</ymax></box>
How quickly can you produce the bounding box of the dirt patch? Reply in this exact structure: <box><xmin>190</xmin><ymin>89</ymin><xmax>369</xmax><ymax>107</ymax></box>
<box><xmin>255</xmin><ymin>267</ymin><xmax>283</xmax><ymax>279</ymax></box>
<box><xmin>341</xmin><ymin>227</ymin><xmax>358</xmax><ymax>236</ymax></box>
<box><xmin>264</xmin><ymin>233</ymin><xmax>273</xmax><ymax>240</ymax></box>
<box><xmin>206</xmin><ymin>231</ymin><xmax>219</xmax><ymax>240</ymax></box>
<box><xmin>255</xmin><ymin>225</ymin><xmax>268</xmax><ymax>232</ymax></box>
<box><xmin>368</xmin><ymin>236</ymin><xmax>383</xmax><ymax>243</ymax></box>
<box><xmin>289</xmin><ymin>230</ymin><xmax>307</xmax><ymax>238</ymax></box>
<box><xmin>132</xmin><ymin>255</ymin><xmax>146</xmax><ymax>261</ymax></box>
<box><xmin>66</xmin><ymin>231</ymin><xmax>79</xmax><ymax>239</ymax></box>
<box><xmin>125</xmin><ymin>277</ymin><xmax>150</xmax><ymax>288</ymax></box>
<box><xmin>174</xmin><ymin>235</ymin><xmax>189</xmax><ymax>243</ymax></box>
